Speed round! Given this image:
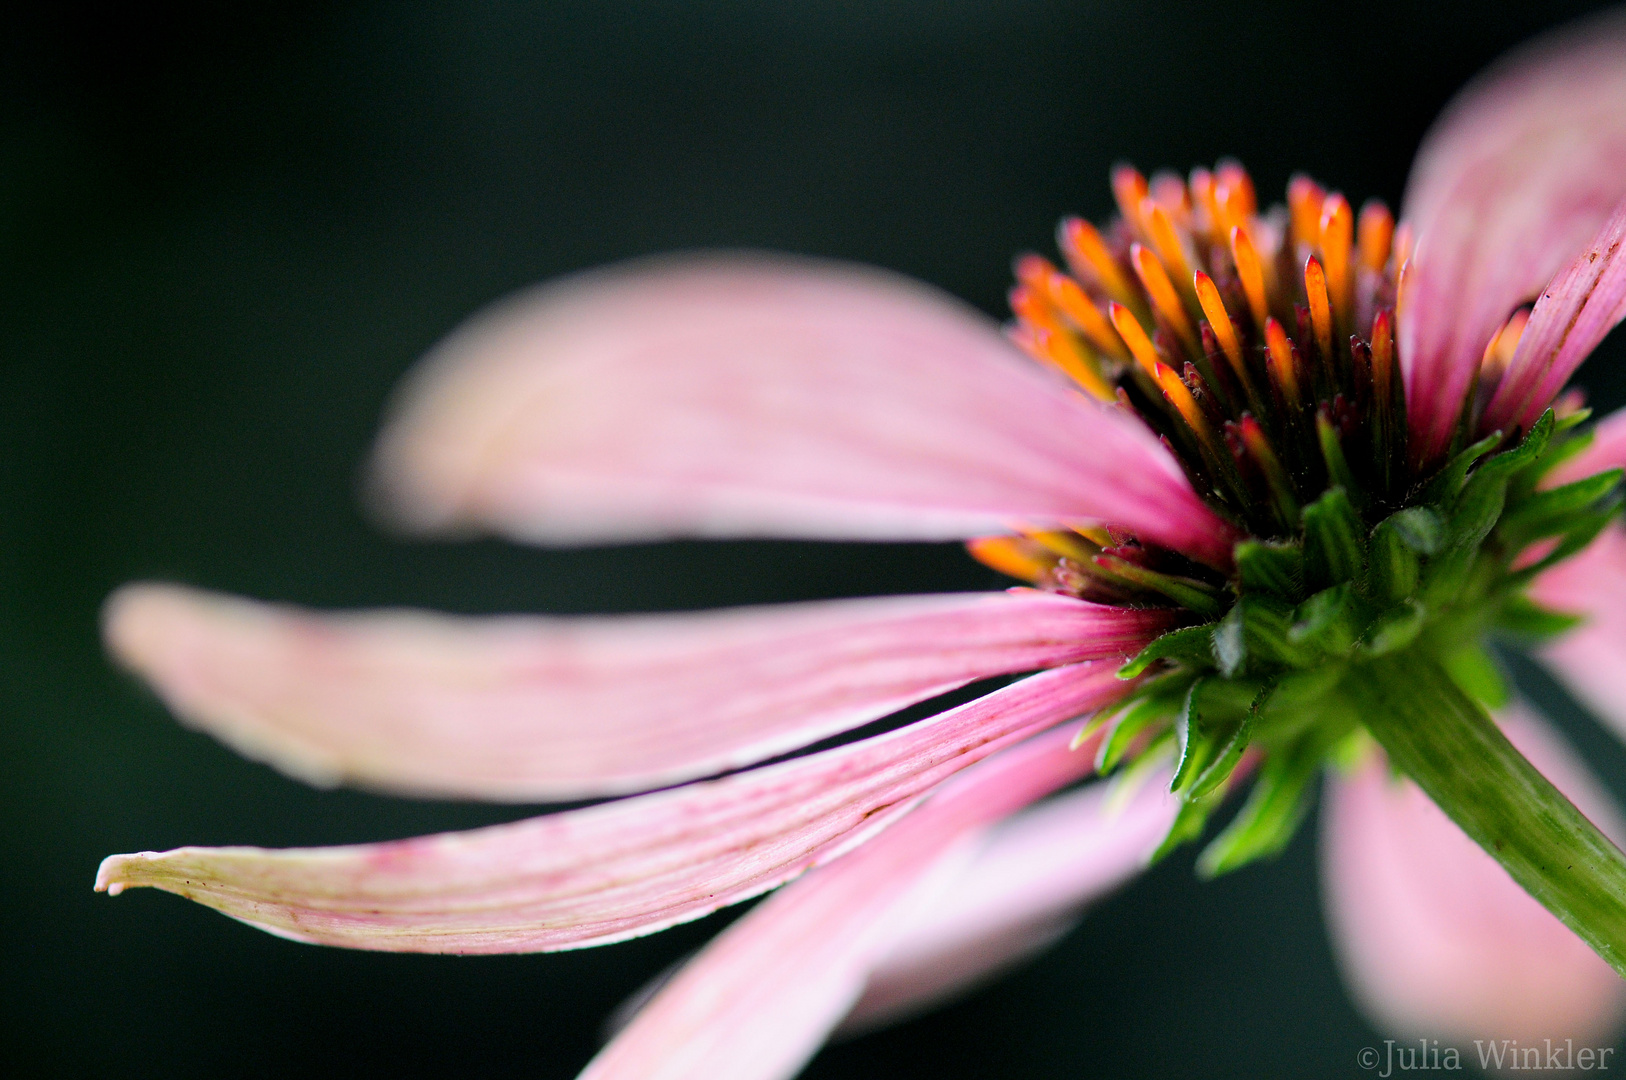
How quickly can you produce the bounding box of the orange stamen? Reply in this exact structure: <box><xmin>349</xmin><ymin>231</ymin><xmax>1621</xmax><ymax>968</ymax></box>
<box><xmin>1153</xmin><ymin>361</ymin><xmax>1213</xmax><ymax>443</ymax></box>
<box><xmin>1141</xmin><ymin>198</ymin><xmax>1196</xmax><ymax>299</ymax></box>
<box><xmin>1111</xmin><ymin>164</ymin><xmax>1150</xmax><ymax>236</ymax></box>
<box><xmin>1008</xmin><ymin>284</ymin><xmax>1063</xmax><ymax>336</ymax></box>
<box><xmin>1022</xmin><ymin>528</ymin><xmax>1101</xmax><ymax>563</ymax></box>
<box><xmin>1481</xmin><ymin>307</ymin><xmax>1531</xmax><ymax>386</ymax></box>
<box><xmin>1214</xmin><ymin>159</ymin><xmax>1256</xmax><ymax>219</ymax></box>
<box><xmin>1189</xmin><ymin>167</ymin><xmax>1225</xmax><ymax>239</ymax></box>
<box><xmin>967</xmin><ymin>536</ymin><xmax>1053</xmax><ymax>584</ymax></box>
<box><xmin>1264</xmin><ymin>317</ymin><xmax>1300</xmax><ymax>407</ymax></box>
<box><xmin>1229</xmin><ymin>227</ymin><xmax>1270</xmax><ymax>331</ymax></box>
<box><xmin>1193</xmin><ymin>271</ymin><xmax>1244</xmax><ymax>375</ymax></box>
<box><xmin>1304</xmin><ymin>256</ymin><xmax>1334</xmax><ymax>362</ymax></box>
<box><xmin>1371</xmin><ymin>308</ymin><xmax>1395</xmax><ymax>405</ymax></box>
<box><xmin>1130</xmin><ymin>243</ymin><xmax>1199</xmax><ymax>356</ymax></box>
<box><xmin>1058</xmin><ymin>217</ymin><xmax>1137</xmax><ymax>306</ymax></box>
<box><xmin>1045</xmin><ymin>271</ymin><xmax>1130</xmax><ymax>360</ymax></box>
<box><xmin>1357</xmin><ymin>200</ymin><xmax>1394</xmax><ymax>273</ymax></box>
<box><xmin>1109</xmin><ymin>301</ymin><xmax>1162</xmax><ymax>379</ymax></box>
<box><xmin>1318</xmin><ymin>193</ymin><xmax>1354</xmax><ymax>326</ymax></box>
<box><xmin>1008</xmin><ymin>325</ymin><xmax>1115</xmax><ymax>402</ymax></box>
<box><xmin>1149</xmin><ymin>170</ymin><xmax>1191</xmax><ymax>220</ymax></box>
<box><xmin>1287</xmin><ymin>173</ymin><xmax>1325</xmax><ymax>249</ymax></box>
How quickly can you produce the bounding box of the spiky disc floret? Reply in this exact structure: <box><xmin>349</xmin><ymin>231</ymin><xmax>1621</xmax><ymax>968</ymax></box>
<box><xmin>975</xmin><ymin>162</ymin><xmax>1624</xmax><ymax>875</ymax></box>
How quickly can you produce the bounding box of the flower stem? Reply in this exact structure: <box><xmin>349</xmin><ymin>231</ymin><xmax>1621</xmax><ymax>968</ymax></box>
<box><xmin>1348</xmin><ymin>651</ymin><xmax>1626</xmax><ymax>977</ymax></box>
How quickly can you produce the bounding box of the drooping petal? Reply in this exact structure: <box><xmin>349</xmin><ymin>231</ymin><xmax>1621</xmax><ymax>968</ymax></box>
<box><xmin>95</xmin><ymin>662</ymin><xmax>1131</xmax><ymax>954</ymax></box>
<box><xmin>102</xmin><ymin>582</ymin><xmax>1174</xmax><ymax>801</ymax></box>
<box><xmin>1321</xmin><ymin>705</ymin><xmax>1626</xmax><ymax>1045</ymax></box>
<box><xmin>1528</xmin><ymin>406</ymin><xmax>1626</xmax><ymax>735</ymax></box>
<box><xmin>369</xmin><ymin>254</ymin><xmax>1236</xmax><ymax>566</ymax></box>
<box><xmin>1484</xmin><ymin>197</ymin><xmax>1626</xmax><ymax>435</ymax></box>
<box><xmin>1398</xmin><ymin>8</ymin><xmax>1626</xmax><ymax>462</ymax></box>
<box><xmin>579</xmin><ymin>724</ymin><xmax>1104</xmax><ymax>1080</ymax></box>
<box><xmin>840</xmin><ymin>763</ymin><xmax>1179</xmax><ymax>1033</ymax></box>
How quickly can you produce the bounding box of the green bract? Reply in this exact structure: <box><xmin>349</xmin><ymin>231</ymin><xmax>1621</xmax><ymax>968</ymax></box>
<box><xmin>1101</xmin><ymin>408</ymin><xmax>1626</xmax><ymax>913</ymax></box>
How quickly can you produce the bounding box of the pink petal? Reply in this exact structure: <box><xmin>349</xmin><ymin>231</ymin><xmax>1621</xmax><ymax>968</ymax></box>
<box><xmin>1321</xmin><ymin>704</ymin><xmax>1626</xmax><ymax>1045</ymax></box>
<box><xmin>95</xmin><ymin>662</ymin><xmax>1132</xmax><ymax>954</ymax></box>
<box><xmin>839</xmin><ymin>763</ymin><xmax>1179</xmax><ymax>1033</ymax></box>
<box><xmin>579</xmin><ymin>723</ymin><xmax>1102</xmax><ymax>1080</ymax></box>
<box><xmin>1484</xmin><ymin>197</ymin><xmax>1626</xmax><ymax>435</ymax></box>
<box><xmin>1530</xmin><ymin>523</ymin><xmax>1626</xmax><ymax>739</ymax></box>
<box><xmin>103</xmin><ymin>582</ymin><xmax>1173</xmax><ymax>801</ymax></box>
<box><xmin>1398</xmin><ymin>9</ymin><xmax>1626</xmax><ymax>462</ymax></box>
<box><xmin>369</xmin><ymin>254</ymin><xmax>1236</xmax><ymax>567</ymax></box>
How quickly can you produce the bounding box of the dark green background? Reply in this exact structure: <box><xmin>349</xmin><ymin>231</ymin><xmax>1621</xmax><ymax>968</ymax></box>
<box><xmin>5</xmin><ymin>2</ymin><xmax>1626</xmax><ymax>1076</ymax></box>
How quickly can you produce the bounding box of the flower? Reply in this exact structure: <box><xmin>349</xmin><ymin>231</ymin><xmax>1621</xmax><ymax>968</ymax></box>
<box><xmin>95</xmin><ymin>9</ymin><xmax>1626</xmax><ymax>1078</ymax></box>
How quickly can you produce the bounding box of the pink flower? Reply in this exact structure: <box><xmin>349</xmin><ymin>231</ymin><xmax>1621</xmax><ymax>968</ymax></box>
<box><xmin>95</xmin><ymin>10</ymin><xmax>1626</xmax><ymax>1077</ymax></box>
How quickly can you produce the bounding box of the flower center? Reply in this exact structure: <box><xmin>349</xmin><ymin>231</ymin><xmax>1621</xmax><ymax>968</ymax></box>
<box><xmin>971</xmin><ymin>161</ymin><xmax>1623</xmax><ymax>875</ymax></box>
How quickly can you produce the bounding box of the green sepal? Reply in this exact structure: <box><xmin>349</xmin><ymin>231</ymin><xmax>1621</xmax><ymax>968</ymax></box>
<box><xmin>1118</xmin><ymin>623</ymin><xmax>1220</xmax><ymax>679</ymax></box>
<box><xmin>1214</xmin><ymin>594</ymin><xmax>1311</xmax><ymax>676</ymax></box>
<box><xmin>1439</xmin><ymin>642</ymin><xmax>1510</xmax><ymax>710</ymax></box>
<box><xmin>1445</xmin><ymin>410</ymin><xmax>1556</xmax><ymax>547</ymax></box>
<box><xmin>1494</xmin><ymin>593</ymin><xmax>1585</xmax><ymax>642</ymax></box>
<box><xmin>1235</xmin><ymin>539</ymin><xmax>1305</xmax><ymax>599</ymax></box>
<box><xmin>1509</xmin><ymin>496</ymin><xmax>1623</xmax><ymax>581</ymax></box>
<box><xmin>1149</xmin><ymin>785</ymin><xmax>1227</xmax><ymax>865</ymax></box>
<box><xmin>1171</xmin><ymin>678</ymin><xmax>1259</xmax><ymax>794</ymax></box>
<box><xmin>1188</xmin><ymin>684</ymin><xmax>1270</xmax><ymax>801</ymax></box>
<box><xmin>1092</xmin><ymin>553</ymin><xmax>1226</xmax><ymax>616</ymax></box>
<box><xmin>1289</xmin><ymin>583</ymin><xmax>1375</xmax><ymax>656</ymax></box>
<box><xmin>1501</xmin><ymin>469</ymin><xmax>1622</xmax><ymax>537</ymax></box>
<box><xmin>1360</xmin><ymin>598</ymin><xmax>1427</xmax><ymax>656</ymax></box>
<box><xmin>1096</xmin><ymin>676</ymin><xmax>1190</xmax><ymax>773</ymax></box>
<box><xmin>1302</xmin><ymin>487</ymin><xmax>1366</xmax><ymax>589</ymax></box>
<box><xmin>1195</xmin><ymin>735</ymin><xmax>1323</xmax><ymax>878</ymax></box>
<box><xmin>1422</xmin><ymin>429</ymin><xmax>1503</xmax><ymax>506</ymax></box>
<box><xmin>1553</xmin><ymin>406</ymin><xmax>1594</xmax><ymax>434</ymax></box>
<box><xmin>1368</xmin><ymin>506</ymin><xmax>1443</xmax><ymax>604</ymax></box>
<box><xmin>1316</xmin><ymin>411</ymin><xmax>1362</xmax><ymax>508</ymax></box>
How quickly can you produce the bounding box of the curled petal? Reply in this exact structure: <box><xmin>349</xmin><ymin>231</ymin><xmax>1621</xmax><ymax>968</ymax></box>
<box><xmin>370</xmin><ymin>254</ymin><xmax>1236</xmax><ymax>566</ymax></box>
<box><xmin>103</xmin><ymin>582</ymin><xmax>1173</xmax><ymax>801</ymax></box>
<box><xmin>1484</xmin><ymin>197</ymin><xmax>1626</xmax><ymax>434</ymax></box>
<box><xmin>581</xmin><ymin>724</ymin><xmax>1103</xmax><ymax>1080</ymax></box>
<box><xmin>1398</xmin><ymin>9</ymin><xmax>1626</xmax><ymax>461</ymax></box>
<box><xmin>840</xmin><ymin>763</ymin><xmax>1178</xmax><ymax>1033</ymax></box>
<box><xmin>95</xmin><ymin>663</ymin><xmax>1130</xmax><ymax>954</ymax></box>
<box><xmin>1322</xmin><ymin>705</ymin><xmax>1626</xmax><ymax>1045</ymax></box>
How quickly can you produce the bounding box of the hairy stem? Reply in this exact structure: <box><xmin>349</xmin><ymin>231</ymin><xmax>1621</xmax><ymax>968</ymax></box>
<box><xmin>1349</xmin><ymin>651</ymin><xmax>1626</xmax><ymax>977</ymax></box>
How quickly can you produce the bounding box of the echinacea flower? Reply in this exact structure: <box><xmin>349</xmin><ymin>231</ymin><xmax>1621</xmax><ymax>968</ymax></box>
<box><xmin>96</xmin><ymin>9</ymin><xmax>1626</xmax><ymax>1077</ymax></box>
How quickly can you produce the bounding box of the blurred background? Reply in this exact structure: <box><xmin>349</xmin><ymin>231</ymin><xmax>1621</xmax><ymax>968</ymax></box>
<box><xmin>4</xmin><ymin>1</ymin><xmax>1626</xmax><ymax>1076</ymax></box>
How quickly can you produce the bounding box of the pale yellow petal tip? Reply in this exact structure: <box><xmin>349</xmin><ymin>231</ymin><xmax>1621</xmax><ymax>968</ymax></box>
<box><xmin>95</xmin><ymin>852</ymin><xmax>149</xmax><ymax>896</ymax></box>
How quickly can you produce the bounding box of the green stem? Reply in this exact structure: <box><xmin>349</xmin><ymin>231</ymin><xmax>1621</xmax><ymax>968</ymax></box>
<box><xmin>1348</xmin><ymin>651</ymin><xmax>1626</xmax><ymax>977</ymax></box>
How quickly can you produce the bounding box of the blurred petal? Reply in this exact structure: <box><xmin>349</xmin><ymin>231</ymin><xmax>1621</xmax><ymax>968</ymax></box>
<box><xmin>1398</xmin><ymin>8</ymin><xmax>1626</xmax><ymax>461</ymax></box>
<box><xmin>580</xmin><ymin>723</ymin><xmax>1101</xmax><ymax>1080</ymax></box>
<box><xmin>1485</xmin><ymin>197</ymin><xmax>1626</xmax><ymax>434</ymax></box>
<box><xmin>370</xmin><ymin>254</ymin><xmax>1236</xmax><ymax>566</ymax></box>
<box><xmin>103</xmin><ymin>582</ymin><xmax>1173</xmax><ymax>801</ymax></box>
<box><xmin>1528</xmin><ymin>406</ymin><xmax>1626</xmax><ymax>733</ymax></box>
<box><xmin>839</xmin><ymin>763</ymin><xmax>1179</xmax><ymax>1033</ymax></box>
<box><xmin>96</xmin><ymin>663</ymin><xmax>1130</xmax><ymax>954</ymax></box>
<box><xmin>1530</xmin><ymin>524</ymin><xmax>1626</xmax><ymax>738</ymax></box>
<box><xmin>1321</xmin><ymin>704</ymin><xmax>1626</xmax><ymax>1044</ymax></box>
